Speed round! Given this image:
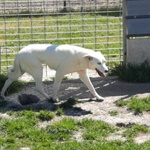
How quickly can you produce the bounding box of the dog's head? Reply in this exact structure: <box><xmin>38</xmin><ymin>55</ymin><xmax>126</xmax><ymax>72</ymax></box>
<box><xmin>83</xmin><ymin>52</ymin><xmax>108</xmax><ymax>77</ymax></box>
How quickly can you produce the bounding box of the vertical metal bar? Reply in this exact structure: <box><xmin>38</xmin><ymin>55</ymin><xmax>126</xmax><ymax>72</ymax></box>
<box><xmin>42</xmin><ymin>0</ymin><xmax>47</xmax><ymax>78</ymax></box>
<box><xmin>94</xmin><ymin>0</ymin><xmax>97</xmax><ymax>51</ymax></box>
<box><xmin>123</xmin><ymin>0</ymin><xmax>127</xmax><ymax>65</ymax></box>
<box><xmin>3</xmin><ymin>2</ymin><xmax>6</xmax><ymax>73</ymax></box>
<box><xmin>69</xmin><ymin>0</ymin><xmax>72</xmax><ymax>45</ymax></box>
<box><xmin>106</xmin><ymin>0</ymin><xmax>110</xmax><ymax>65</ymax></box>
<box><xmin>3</xmin><ymin>1</ymin><xmax>8</xmax><ymax>71</ymax></box>
<box><xmin>119</xmin><ymin>0</ymin><xmax>123</xmax><ymax>64</ymax></box>
<box><xmin>29</xmin><ymin>0</ymin><xmax>33</xmax><ymax>44</ymax></box>
<box><xmin>43</xmin><ymin>0</ymin><xmax>46</xmax><ymax>44</ymax></box>
<box><xmin>0</xmin><ymin>46</ymin><xmax>1</xmax><ymax>74</ymax></box>
<box><xmin>81</xmin><ymin>0</ymin><xmax>84</xmax><ymax>47</ymax></box>
<box><xmin>64</xmin><ymin>1</ymin><xmax>66</xmax><ymax>9</ymax></box>
<box><xmin>56</xmin><ymin>0</ymin><xmax>59</xmax><ymax>41</ymax></box>
<box><xmin>17</xmin><ymin>0</ymin><xmax>20</xmax><ymax>51</ymax></box>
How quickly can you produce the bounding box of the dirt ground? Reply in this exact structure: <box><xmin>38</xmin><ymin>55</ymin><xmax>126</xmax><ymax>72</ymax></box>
<box><xmin>0</xmin><ymin>71</ymin><xmax>150</xmax><ymax>143</ymax></box>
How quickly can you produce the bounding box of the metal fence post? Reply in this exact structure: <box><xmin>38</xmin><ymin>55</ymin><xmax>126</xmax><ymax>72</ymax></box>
<box><xmin>0</xmin><ymin>46</ymin><xmax>2</xmax><ymax>74</ymax></box>
<box><xmin>123</xmin><ymin>0</ymin><xmax>127</xmax><ymax>65</ymax></box>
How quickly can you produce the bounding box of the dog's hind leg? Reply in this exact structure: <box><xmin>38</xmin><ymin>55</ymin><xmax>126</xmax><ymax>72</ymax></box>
<box><xmin>35</xmin><ymin>80</ymin><xmax>49</xmax><ymax>99</ymax></box>
<box><xmin>27</xmin><ymin>63</ymin><xmax>50</xmax><ymax>100</ymax></box>
<box><xmin>21</xmin><ymin>55</ymin><xmax>50</xmax><ymax>99</ymax></box>
<box><xmin>1</xmin><ymin>68</ymin><xmax>23</xmax><ymax>99</ymax></box>
<box><xmin>78</xmin><ymin>70</ymin><xmax>104</xmax><ymax>101</ymax></box>
<box><xmin>51</xmin><ymin>69</ymin><xmax>65</xmax><ymax>102</ymax></box>
<box><xmin>1</xmin><ymin>79</ymin><xmax>14</xmax><ymax>99</ymax></box>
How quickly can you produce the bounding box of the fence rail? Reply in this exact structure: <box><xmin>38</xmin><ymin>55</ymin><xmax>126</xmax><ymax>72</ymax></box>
<box><xmin>0</xmin><ymin>0</ymin><xmax>123</xmax><ymax>78</ymax></box>
<box><xmin>0</xmin><ymin>0</ymin><xmax>120</xmax><ymax>14</ymax></box>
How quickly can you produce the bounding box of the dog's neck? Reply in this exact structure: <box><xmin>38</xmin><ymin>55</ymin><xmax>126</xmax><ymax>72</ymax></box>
<box><xmin>76</xmin><ymin>54</ymin><xmax>90</xmax><ymax>70</ymax></box>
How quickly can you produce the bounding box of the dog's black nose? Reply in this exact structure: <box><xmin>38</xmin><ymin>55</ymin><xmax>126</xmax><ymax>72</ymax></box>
<box><xmin>105</xmin><ymin>70</ymin><xmax>108</xmax><ymax>73</ymax></box>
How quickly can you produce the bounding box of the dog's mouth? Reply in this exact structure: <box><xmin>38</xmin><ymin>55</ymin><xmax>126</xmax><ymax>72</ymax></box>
<box><xmin>95</xmin><ymin>68</ymin><xmax>105</xmax><ymax>77</ymax></box>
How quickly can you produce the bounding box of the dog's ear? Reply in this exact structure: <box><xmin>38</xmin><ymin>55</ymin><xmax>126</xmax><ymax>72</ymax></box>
<box><xmin>83</xmin><ymin>55</ymin><xmax>93</xmax><ymax>61</ymax></box>
<box><xmin>96</xmin><ymin>51</ymin><xmax>102</xmax><ymax>55</ymax></box>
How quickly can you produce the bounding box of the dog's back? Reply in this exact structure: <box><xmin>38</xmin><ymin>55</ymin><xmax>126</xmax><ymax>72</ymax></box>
<box><xmin>18</xmin><ymin>44</ymin><xmax>91</xmax><ymax>71</ymax></box>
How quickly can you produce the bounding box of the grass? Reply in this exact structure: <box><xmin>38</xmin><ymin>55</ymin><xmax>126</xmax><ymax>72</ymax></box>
<box><xmin>0</xmin><ymin>109</ymin><xmax>150</xmax><ymax>150</ymax></box>
<box><xmin>77</xmin><ymin>119</ymin><xmax>115</xmax><ymax>140</ymax></box>
<box><xmin>116</xmin><ymin>97</ymin><xmax>150</xmax><ymax>114</ymax></box>
<box><xmin>123</xmin><ymin>124</ymin><xmax>149</xmax><ymax>140</ymax></box>
<box><xmin>56</xmin><ymin>108</ymin><xmax>64</xmax><ymax>116</ymax></box>
<box><xmin>37</xmin><ymin>110</ymin><xmax>55</xmax><ymax>121</ymax></box>
<box><xmin>109</xmin><ymin>110</ymin><xmax>118</xmax><ymax>116</ymax></box>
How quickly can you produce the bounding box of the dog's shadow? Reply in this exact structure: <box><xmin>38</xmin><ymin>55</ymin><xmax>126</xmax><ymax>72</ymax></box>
<box><xmin>0</xmin><ymin>94</ymin><xmax>92</xmax><ymax>117</ymax></box>
<box><xmin>58</xmin><ymin>77</ymin><xmax>150</xmax><ymax>100</ymax></box>
<box><xmin>1</xmin><ymin>76</ymin><xmax>150</xmax><ymax>115</ymax></box>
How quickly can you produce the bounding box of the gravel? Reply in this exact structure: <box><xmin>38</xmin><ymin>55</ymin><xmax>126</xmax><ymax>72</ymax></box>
<box><xmin>0</xmin><ymin>73</ymin><xmax>150</xmax><ymax>143</ymax></box>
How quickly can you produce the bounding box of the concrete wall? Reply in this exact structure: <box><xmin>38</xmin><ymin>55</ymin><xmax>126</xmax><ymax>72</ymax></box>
<box><xmin>127</xmin><ymin>38</ymin><xmax>150</xmax><ymax>65</ymax></box>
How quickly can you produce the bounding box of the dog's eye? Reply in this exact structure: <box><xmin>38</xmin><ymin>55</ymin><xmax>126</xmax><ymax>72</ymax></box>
<box><xmin>97</xmin><ymin>62</ymin><xmax>101</xmax><ymax>65</ymax></box>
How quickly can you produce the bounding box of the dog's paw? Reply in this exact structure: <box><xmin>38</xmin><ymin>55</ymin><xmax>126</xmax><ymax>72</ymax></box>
<box><xmin>92</xmin><ymin>96</ymin><xmax>104</xmax><ymax>102</ymax></box>
<box><xmin>0</xmin><ymin>95</ymin><xmax>8</xmax><ymax>101</ymax></box>
<box><xmin>0</xmin><ymin>96</ymin><xmax>4</xmax><ymax>102</ymax></box>
<box><xmin>48</xmin><ymin>97</ymin><xmax>59</xmax><ymax>103</ymax></box>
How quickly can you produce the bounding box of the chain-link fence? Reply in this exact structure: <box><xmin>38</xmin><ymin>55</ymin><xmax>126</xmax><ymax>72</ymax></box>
<box><xmin>0</xmin><ymin>0</ymin><xmax>123</xmax><ymax>77</ymax></box>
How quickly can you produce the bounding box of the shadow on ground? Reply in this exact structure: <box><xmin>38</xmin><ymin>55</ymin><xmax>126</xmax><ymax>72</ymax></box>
<box><xmin>0</xmin><ymin>76</ymin><xmax>150</xmax><ymax>115</ymax></box>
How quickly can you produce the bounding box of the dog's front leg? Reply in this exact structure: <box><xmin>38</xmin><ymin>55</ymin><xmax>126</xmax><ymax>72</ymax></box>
<box><xmin>78</xmin><ymin>70</ymin><xmax>104</xmax><ymax>101</ymax></box>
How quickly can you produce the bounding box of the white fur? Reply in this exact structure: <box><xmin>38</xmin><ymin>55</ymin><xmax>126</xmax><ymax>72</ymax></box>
<box><xmin>1</xmin><ymin>44</ymin><xmax>108</xmax><ymax>102</ymax></box>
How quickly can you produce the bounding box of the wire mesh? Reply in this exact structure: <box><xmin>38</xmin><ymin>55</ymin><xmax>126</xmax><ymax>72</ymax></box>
<box><xmin>0</xmin><ymin>0</ymin><xmax>123</xmax><ymax>76</ymax></box>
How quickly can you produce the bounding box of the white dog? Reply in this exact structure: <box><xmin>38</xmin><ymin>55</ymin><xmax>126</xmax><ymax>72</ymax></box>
<box><xmin>1</xmin><ymin>44</ymin><xmax>108</xmax><ymax>102</ymax></box>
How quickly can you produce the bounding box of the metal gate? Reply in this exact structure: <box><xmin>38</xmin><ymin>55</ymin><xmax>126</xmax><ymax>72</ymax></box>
<box><xmin>0</xmin><ymin>0</ymin><xmax>123</xmax><ymax>78</ymax></box>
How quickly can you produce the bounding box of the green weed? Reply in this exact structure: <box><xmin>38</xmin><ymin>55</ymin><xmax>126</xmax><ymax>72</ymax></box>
<box><xmin>116</xmin><ymin>100</ymin><xmax>129</xmax><ymax>107</ymax></box>
<box><xmin>77</xmin><ymin>119</ymin><xmax>115</xmax><ymax>141</ymax></box>
<box><xmin>109</xmin><ymin>110</ymin><xmax>118</xmax><ymax>116</ymax></box>
<box><xmin>116</xmin><ymin>97</ymin><xmax>150</xmax><ymax>114</ymax></box>
<box><xmin>45</xmin><ymin>118</ymin><xmax>77</xmax><ymax>141</ymax></box>
<box><xmin>37</xmin><ymin>110</ymin><xmax>55</xmax><ymax>121</ymax></box>
<box><xmin>59</xmin><ymin>97</ymin><xmax>78</xmax><ymax>109</ymax></box>
<box><xmin>110</xmin><ymin>61</ymin><xmax>150</xmax><ymax>83</ymax></box>
<box><xmin>123</xmin><ymin>125</ymin><xmax>149</xmax><ymax>140</ymax></box>
<box><xmin>56</xmin><ymin>108</ymin><xmax>64</xmax><ymax>116</ymax></box>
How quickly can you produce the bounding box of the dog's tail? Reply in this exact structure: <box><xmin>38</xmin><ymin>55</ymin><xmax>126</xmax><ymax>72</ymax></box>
<box><xmin>7</xmin><ymin>55</ymin><xmax>22</xmax><ymax>80</ymax></box>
